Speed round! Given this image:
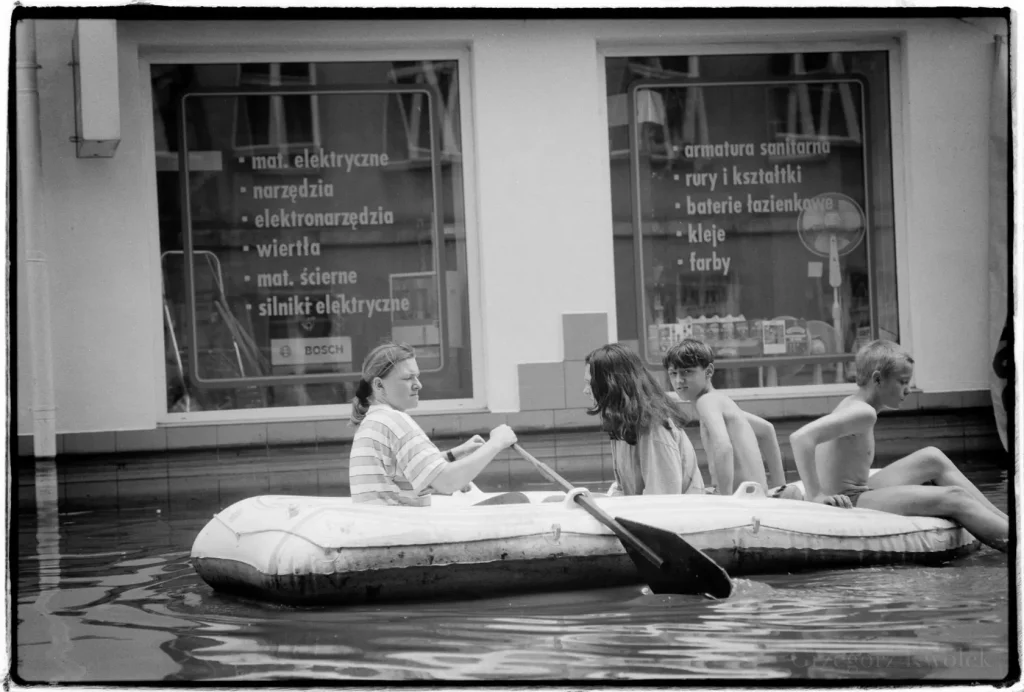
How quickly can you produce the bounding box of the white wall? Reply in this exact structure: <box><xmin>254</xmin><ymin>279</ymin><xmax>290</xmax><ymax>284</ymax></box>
<box><xmin>471</xmin><ymin>23</ymin><xmax>618</xmax><ymax>410</ymax></box>
<box><xmin>900</xmin><ymin>21</ymin><xmax>1001</xmax><ymax>391</ymax></box>
<box><xmin>18</xmin><ymin>17</ymin><xmax>1002</xmax><ymax>433</ymax></box>
<box><xmin>27</xmin><ymin>20</ymin><xmax>160</xmax><ymax>433</ymax></box>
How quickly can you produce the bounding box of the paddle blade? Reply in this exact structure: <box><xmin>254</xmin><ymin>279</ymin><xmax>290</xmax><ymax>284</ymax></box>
<box><xmin>616</xmin><ymin>517</ymin><xmax>733</xmax><ymax>599</ymax></box>
<box><xmin>473</xmin><ymin>492</ymin><xmax>531</xmax><ymax>506</ymax></box>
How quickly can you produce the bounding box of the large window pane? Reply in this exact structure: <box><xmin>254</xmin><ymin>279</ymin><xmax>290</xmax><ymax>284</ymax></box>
<box><xmin>607</xmin><ymin>51</ymin><xmax>897</xmax><ymax>389</ymax></box>
<box><xmin>152</xmin><ymin>61</ymin><xmax>471</xmax><ymax>413</ymax></box>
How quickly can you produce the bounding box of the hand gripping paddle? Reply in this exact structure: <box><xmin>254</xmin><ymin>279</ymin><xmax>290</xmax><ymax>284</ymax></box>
<box><xmin>513</xmin><ymin>444</ymin><xmax>732</xmax><ymax>599</ymax></box>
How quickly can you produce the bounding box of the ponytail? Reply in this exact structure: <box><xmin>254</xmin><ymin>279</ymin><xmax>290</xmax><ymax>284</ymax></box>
<box><xmin>350</xmin><ymin>379</ymin><xmax>374</xmax><ymax>426</ymax></box>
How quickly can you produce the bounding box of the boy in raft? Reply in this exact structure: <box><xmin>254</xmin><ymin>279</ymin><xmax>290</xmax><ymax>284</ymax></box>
<box><xmin>583</xmin><ymin>343</ymin><xmax>704</xmax><ymax>496</ymax></box>
<box><xmin>349</xmin><ymin>342</ymin><xmax>518</xmax><ymax>506</ymax></box>
<box><xmin>662</xmin><ymin>339</ymin><xmax>788</xmax><ymax>495</ymax></box>
<box><xmin>789</xmin><ymin>339</ymin><xmax>1008</xmax><ymax>552</ymax></box>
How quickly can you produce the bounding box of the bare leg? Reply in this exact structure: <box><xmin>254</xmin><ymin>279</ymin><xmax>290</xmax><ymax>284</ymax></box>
<box><xmin>857</xmin><ymin>484</ymin><xmax>1008</xmax><ymax>552</ymax></box>
<box><xmin>868</xmin><ymin>447</ymin><xmax>1008</xmax><ymax>522</ymax></box>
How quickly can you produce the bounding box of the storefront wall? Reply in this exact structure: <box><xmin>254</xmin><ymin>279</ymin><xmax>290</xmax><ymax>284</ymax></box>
<box><xmin>16</xmin><ymin>18</ymin><xmax>1002</xmax><ymax>453</ymax></box>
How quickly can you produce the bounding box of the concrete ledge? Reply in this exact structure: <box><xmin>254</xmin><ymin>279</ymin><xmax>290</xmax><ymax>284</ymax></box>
<box><xmin>216</xmin><ymin>424</ymin><xmax>267</xmax><ymax>449</ymax></box>
<box><xmin>18</xmin><ymin>409</ymin><xmax>1005</xmax><ymax>512</ymax></box>
<box><xmin>15</xmin><ymin>391</ymin><xmax>998</xmax><ymax>458</ymax></box>
<box><xmin>116</xmin><ymin>428</ymin><xmax>168</xmax><ymax>453</ymax></box>
<box><xmin>62</xmin><ymin>431</ymin><xmax>116</xmax><ymax>455</ymax></box>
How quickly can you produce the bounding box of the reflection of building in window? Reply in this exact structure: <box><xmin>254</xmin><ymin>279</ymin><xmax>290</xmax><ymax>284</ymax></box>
<box><xmin>390</xmin><ymin>272</ymin><xmax>442</xmax><ymax>369</ymax></box>
<box><xmin>233</xmin><ymin>63</ymin><xmax>321</xmax><ymax>154</ymax></box>
<box><xmin>671</xmin><ymin>57</ymin><xmax>711</xmax><ymax>157</ymax></box>
<box><xmin>769</xmin><ymin>53</ymin><xmax>861</xmax><ymax>145</ymax></box>
<box><xmin>675</xmin><ymin>274</ymin><xmax>736</xmax><ymax>320</ymax></box>
<box><xmin>385</xmin><ymin>61</ymin><xmax>460</xmax><ymax>162</ymax></box>
<box><xmin>608</xmin><ymin>57</ymin><xmax>710</xmax><ymax>161</ymax></box>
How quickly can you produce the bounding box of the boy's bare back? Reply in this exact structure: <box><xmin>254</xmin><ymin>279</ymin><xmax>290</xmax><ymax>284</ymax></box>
<box><xmin>814</xmin><ymin>396</ymin><xmax>877</xmax><ymax>496</ymax></box>
<box><xmin>696</xmin><ymin>390</ymin><xmax>768</xmax><ymax>491</ymax></box>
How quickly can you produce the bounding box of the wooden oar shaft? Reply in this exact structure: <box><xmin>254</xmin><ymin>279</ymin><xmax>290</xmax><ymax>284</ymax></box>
<box><xmin>513</xmin><ymin>444</ymin><xmax>573</xmax><ymax>491</ymax></box>
<box><xmin>512</xmin><ymin>444</ymin><xmax>664</xmax><ymax>569</ymax></box>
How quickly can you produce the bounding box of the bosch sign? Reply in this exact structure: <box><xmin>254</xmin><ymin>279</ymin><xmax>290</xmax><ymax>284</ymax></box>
<box><xmin>270</xmin><ymin>337</ymin><xmax>353</xmax><ymax>366</ymax></box>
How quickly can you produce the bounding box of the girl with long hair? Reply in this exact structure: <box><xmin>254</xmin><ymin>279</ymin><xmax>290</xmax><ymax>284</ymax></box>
<box><xmin>349</xmin><ymin>342</ymin><xmax>517</xmax><ymax>505</ymax></box>
<box><xmin>584</xmin><ymin>343</ymin><xmax>704</xmax><ymax>496</ymax></box>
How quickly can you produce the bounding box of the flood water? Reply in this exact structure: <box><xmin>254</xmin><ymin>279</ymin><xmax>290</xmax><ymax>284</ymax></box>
<box><xmin>14</xmin><ymin>454</ymin><xmax>1014</xmax><ymax>683</ymax></box>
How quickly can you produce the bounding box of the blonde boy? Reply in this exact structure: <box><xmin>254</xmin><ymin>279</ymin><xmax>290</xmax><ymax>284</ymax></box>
<box><xmin>790</xmin><ymin>340</ymin><xmax>1008</xmax><ymax>551</ymax></box>
<box><xmin>663</xmin><ymin>339</ymin><xmax>787</xmax><ymax>494</ymax></box>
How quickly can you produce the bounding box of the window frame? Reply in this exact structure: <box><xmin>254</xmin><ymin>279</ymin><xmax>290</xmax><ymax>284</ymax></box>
<box><xmin>138</xmin><ymin>46</ymin><xmax>486</xmax><ymax>423</ymax></box>
<box><xmin>599</xmin><ymin>37</ymin><xmax>910</xmax><ymax>398</ymax></box>
<box><xmin>628</xmin><ymin>74</ymin><xmax>875</xmax><ymax>370</ymax></box>
<box><xmin>179</xmin><ymin>83</ymin><xmax>448</xmax><ymax>389</ymax></box>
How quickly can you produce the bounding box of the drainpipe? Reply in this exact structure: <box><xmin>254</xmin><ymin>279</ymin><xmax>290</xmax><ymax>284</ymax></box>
<box><xmin>17</xmin><ymin>19</ymin><xmax>57</xmax><ymax>459</ymax></box>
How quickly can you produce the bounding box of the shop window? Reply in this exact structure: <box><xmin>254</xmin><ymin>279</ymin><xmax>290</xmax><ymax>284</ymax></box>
<box><xmin>607</xmin><ymin>50</ymin><xmax>898</xmax><ymax>389</ymax></box>
<box><xmin>152</xmin><ymin>60</ymin><xmax>472</xmax><ymax>414</ymax></box>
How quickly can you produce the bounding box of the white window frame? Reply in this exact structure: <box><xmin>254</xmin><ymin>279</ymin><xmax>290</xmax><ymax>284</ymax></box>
<box><xmin>597</xmin><ymin>36</ymin><xmax>909</xmax><ymax>399</ymax></box>
<box><xmin>138</xmin><ymin>44</ymin><xmax>486</xmax><ymax>425</ymax></box>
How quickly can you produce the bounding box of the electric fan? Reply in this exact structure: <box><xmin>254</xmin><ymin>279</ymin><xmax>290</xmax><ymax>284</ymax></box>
<box><xmin>797</xmin><ymin>192</ymin><xmax>866</xmax><ymax>379</ymax></box>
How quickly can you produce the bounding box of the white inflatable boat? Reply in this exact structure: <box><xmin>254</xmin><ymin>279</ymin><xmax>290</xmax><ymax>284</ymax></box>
<box><xmin>191</xmin><ymin>482</ymin><xmax>979</xmax><ymax>605</ymax></box>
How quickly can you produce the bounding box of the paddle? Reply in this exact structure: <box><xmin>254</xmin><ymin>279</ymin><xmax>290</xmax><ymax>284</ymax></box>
<box><xmin>474</xmin><ymin>491</ymin><xmax>531</xmax><ymax>506</ymax></box>
<box><xmin>513</xmin><ymin>444</ymin><xmax>732</xmax><ymax>599</ymax></box>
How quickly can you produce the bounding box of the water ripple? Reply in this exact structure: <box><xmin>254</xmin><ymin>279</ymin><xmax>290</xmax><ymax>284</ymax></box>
<box><xmin>14</xmin><ymin>470</ymin><xmax>1012</xmax><ymax>682</ymax></box>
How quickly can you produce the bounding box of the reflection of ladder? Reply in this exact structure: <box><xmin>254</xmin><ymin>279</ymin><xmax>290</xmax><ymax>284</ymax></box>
<box><xmin>163</xmin><ymin>300</ymin><xmax>193</xmax><ymax>412</ymax></box>
<box><xmin>786</xmin><ymin>53</ymin><xmax>861</xmax><ymax>142</ymax></box>
<box><xmin>161</xmin><ymin>250</ymin><xmax>267</xmax><ymax>409</ymax></box>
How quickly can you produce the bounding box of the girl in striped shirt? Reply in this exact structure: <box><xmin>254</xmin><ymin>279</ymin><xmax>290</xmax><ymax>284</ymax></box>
<box><xmin>348</xmin><ymin>342</ymin><xmax>518</xmax><ymax>506</ymax></box>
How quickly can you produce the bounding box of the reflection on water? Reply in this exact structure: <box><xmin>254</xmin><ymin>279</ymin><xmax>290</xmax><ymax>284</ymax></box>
<box><xmin>14</xmin><ymin>459</ymin><xmax>1012</xmax><ymax>682</ymax></box>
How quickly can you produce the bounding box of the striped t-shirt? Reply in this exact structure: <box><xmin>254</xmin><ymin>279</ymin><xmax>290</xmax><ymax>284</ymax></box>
<box><xmin>349</xmin><ymin>404</ymin><xmax>448</xmax><ymax>506</ymax></box>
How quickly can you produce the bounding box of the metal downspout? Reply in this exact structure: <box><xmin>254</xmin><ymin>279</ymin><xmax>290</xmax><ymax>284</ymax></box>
<box><xmin>16</xmin><ymin>19</ymin><xmax>57</xmax><ymax>458</ymax></box>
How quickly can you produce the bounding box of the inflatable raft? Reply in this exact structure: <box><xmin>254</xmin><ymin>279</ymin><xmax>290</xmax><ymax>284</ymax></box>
<box><xmin>191</xmin><ymin>482</ymin><xmax>979</xmax><ymax>605</ymax></box>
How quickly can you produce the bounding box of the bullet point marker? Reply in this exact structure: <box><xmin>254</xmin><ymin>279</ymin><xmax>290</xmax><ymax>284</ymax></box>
<box><xmin>677</xmin><ymin>258</ymin><xmax>683</xmax><ymax>265</ymax></box>
<box><xmin>244</xmin><ymin>275</ymin><xmax>251</xmax><ymax>282</ymax></box>
<box><xmin>676</xmin><ymin>230</ymin><xmax>682</xmax><ymax>237</ymax></box>
<box><xmin>240</xmin><ymin>186</ymin><xmax>247</xmax><ymax>193</ymax></box>
<box><xmin>673</xmin><ymin>174</ymin><xmax>679</xmax><ymax>181</ymax></box>
<box><xmin>243</xmin><ymin>245</ymin><xmax>249</xmax><ymax>251</ymax></box>
<box><xmin>238</xmin><ymin>157</ymin><xmax>245</xmax><ymax>163</ymax></box>
<box><xmin>674</xmin><ymin>202</ymin><xmax>681</xmax><ymax>209</ymax></box>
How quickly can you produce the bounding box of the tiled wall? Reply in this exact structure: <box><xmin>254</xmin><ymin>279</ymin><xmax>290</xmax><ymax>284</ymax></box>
<box><xmin>16</xmin><ymin>309</ymin><xmax>998</xmax><ymax>458</ymax></box>
<box><xmin>17</xmin><ymin>410</ymin><xmax>1006</xmax><ymax>514</ymax></box>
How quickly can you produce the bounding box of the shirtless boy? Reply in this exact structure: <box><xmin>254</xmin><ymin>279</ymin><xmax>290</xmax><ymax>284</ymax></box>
<box><xmin>790</xmin><ymin>339</ymin><xmax>1008</xmax><ymax>551</ymax></box>
<box><xmin>664</xmin><ymin>339</ymin><xmax>787</xmax><ymax>494</ymax></box>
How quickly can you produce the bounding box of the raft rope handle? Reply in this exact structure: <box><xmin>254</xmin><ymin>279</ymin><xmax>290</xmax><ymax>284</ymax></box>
<box><xmin>210</xmin><ymin>513</ymin><xmax>335</xmax><ymax>550</ymax></box>
<box><xmin>212</xmin><ymin>513</ymin><xmax>240</xmax><ymax>539</ymax></box>
<box><xmin>563</xmin><ymin>487</ymin><xmax>592</xmax><ymax>510</ymax></box>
